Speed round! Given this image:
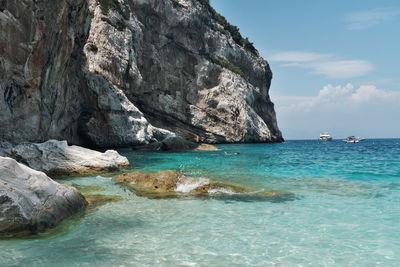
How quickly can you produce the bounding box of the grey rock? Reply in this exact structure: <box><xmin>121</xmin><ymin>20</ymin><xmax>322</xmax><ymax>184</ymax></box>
<box><xmin>2</xmin><ymin>140</ymin><xmax>130</xmax><ymax>176</ymax></box>
<box><xmin>0</xmin><ymin>157</ymin><xmax>87</xmax><ymax>235</ymax></box>
<box><xmin>81</xmin><ymin>73</ymin><xmax>175</xmax><ymax>146</ymax></box>
<box><xmin>0</xmin><ymin>0</ymin><xmax>89</xmax><ymax>144</ymax></box>
<box><xmin>0</xmin><ymin>141</ymin><xmax>13</xmax><ymax>157</ymax></box>
<box><xmin>145</xmin><ymin>136</ymin><xmax>198</xmax><ymax>151</ymax></box>
<box><xmin>0</xmin><ymin>0</ymin><xmax>282</xmax><ymax>147</ymax></box>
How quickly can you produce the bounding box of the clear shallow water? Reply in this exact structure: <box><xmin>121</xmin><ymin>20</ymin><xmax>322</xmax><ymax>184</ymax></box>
<box><xmin>1</xmin><ymin>139</ymin><xmax>400</xmax><ymax>266</ymax></box>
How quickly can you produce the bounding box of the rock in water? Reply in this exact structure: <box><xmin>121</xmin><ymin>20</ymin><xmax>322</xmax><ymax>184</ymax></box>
<box><xmin>114</xmin><ymin>170</ymin><xmax>183</xmax><ymax>197</ymax></box>
<box><xmin>0</xmin><ymin>0</ymin><xmax>282</xmax><ymax>147</ymax></box>
<box><xmin>195</xmin><ymin>144</ymin><xmax>219</xmax><ymax>151</ymax></box>
<box><xmin>0</xmin><ymin>157</ymin><xmax>87</xmax><ymax>236</ymax></box>
<box><xmin>1</xmin><ymin>140</ymin><xmax>130</xmax><ymax>176</ymax></box>
<box><xmin>70</xmin><ymin>184</ymin><xmax>124</xmax><ymax>210</ymax></box>
<box><xmin>114</xmin><ymin>170</ymin><xmax>293</xmax><ymax>201</ymax></box>
<box><xmin>144</xmin><ymin>136</ymin><xmax>197</xmax><ymax>151</ymax></box>
<box><xmin>140</xmin><ymin>136</ymin><xmax>219</xmax><ymax>151</ymax></box>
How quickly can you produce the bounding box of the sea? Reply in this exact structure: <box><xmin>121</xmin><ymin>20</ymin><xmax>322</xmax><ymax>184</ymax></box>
<box><xmin>1</xmin><ymin>139</ymin><xmax>399</xmax><ymax>266</ymax></box>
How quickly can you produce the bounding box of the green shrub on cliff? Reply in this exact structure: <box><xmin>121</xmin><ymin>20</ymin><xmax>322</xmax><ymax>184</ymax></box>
<box><xmin>211</xmin><ymin>56</ymin><xmax>246</xmax><ymax>78</ymax></box>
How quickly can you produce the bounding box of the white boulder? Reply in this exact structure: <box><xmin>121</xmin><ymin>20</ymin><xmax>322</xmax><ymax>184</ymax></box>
<box><xmin>0</xmin><ymin>157</ymin><xmax>87</xmax><ymax>235</ymax></box>
<box><xmin>3</xmin><ymin>140</ymin><xmax>130</xmax><ymax>175</ymax></box>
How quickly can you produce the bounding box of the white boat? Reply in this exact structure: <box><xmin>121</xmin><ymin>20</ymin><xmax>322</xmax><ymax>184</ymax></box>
<box><xmin>343</xmin><ymin>136</ymin><xmax>365</xmax><ymax>143</ymax></box>
<box><xmin>318</xmin><ymin>132</ymin><xmax>333</xmax><ymax>141</ymax></box>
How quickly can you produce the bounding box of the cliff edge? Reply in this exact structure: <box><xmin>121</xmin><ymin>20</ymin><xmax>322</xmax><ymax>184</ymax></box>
<box><xmin>0</xmin><ymin>0</ymin><xmax>283</xmax><ymax>146</ymax></box>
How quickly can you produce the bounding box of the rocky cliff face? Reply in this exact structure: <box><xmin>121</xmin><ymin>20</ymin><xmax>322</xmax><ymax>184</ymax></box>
<box><xmin>0</xmin><ymin>0</ymin><xmax>89</xmax><ymax>144</ymax></box>
<box><xmin>0</xmin><ymin>0</ymin><xmax>282</xmax><ymax>147</ymax></box>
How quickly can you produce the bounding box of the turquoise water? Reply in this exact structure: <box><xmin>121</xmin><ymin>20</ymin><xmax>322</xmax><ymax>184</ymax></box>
<box><xmin>1</xmin><ymin>139</ymin><xmax>399</xmax><ymax>266</ymax></box>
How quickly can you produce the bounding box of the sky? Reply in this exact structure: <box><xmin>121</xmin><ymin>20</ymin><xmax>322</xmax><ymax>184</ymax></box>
<box><xmin>211</xmin><ymin>0</ymin><xmax>400</xmax><ymax>139</ymax></box>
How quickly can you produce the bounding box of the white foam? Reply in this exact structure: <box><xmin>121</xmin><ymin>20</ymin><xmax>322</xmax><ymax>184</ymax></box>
<box><xmin>96</xmin><ymin>175</ymin><xmax>109</xmax><ymax>180</ymax></box>
<box><xmin>175</xmin><ymin>177</ymin><xmax>210</xmax><ymax>193</ymax></box>
<box><xmin>208</xmin><ymin>188</ymin><xmax>235</xmax><ymax>195</ymax></box>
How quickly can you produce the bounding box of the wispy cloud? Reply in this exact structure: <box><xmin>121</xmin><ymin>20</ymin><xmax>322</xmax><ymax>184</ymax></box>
<box><xmin>310</xmin><ymin>60</ymin><xmax>373</xmax><ymax>79</ymax></box>
<box><xmin>270</xmin><ymin>50</ymin><xmax>374</xmax><ymax>79</ymax></box>
<box><xmin>270</xmin><ymin>51</ymin><xmax>333</xmax><ymax>62</ymax></box>
<box><xmin>346</xmin><ymin>7</ymin><xmax>400</xmax><ymax>30</ymax></box>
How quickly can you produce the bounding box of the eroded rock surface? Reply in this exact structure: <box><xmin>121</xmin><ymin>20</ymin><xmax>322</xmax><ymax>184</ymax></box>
<box><xmin>0</xmin><ymin>0</ymin><xmax>89</xmax><ymax>144</ymax></box>
<box><xmin>0</xmin><ymin>140</ymin><xmax>130</xmax><ymax>175</ymax></box>
<box><xmin>114</xmin><ymin>170</ymin><xmax>293</xmax><ymax>201</ymax></box>
<box><xmin>0</xmin><ymin>0</ymin><xmax>282</xmax><ymax>147</ymax></box>
<box><xmin>0</xmin><ymin>157</ymin><xmax>87</xmax><ymax>236</ymax></box>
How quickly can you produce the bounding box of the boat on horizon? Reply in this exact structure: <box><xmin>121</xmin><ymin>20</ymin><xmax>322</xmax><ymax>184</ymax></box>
<box><xmin>318</xmin><ymin>132</ymin><xmax>333</xmax><ymax>141</ymax></box>
<box><xmin>343</xmin><ymin>136</ymin><xmax>365</xmax><ymax>143</ymax></box>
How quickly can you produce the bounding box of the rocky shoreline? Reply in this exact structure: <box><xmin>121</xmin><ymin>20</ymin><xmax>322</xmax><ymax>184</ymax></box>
<box><xmin>0</xmin><ymin>138</ymin><xmax>293</xmax><ymax>237</ymax></box>
<box><xmin>0</xmin><ymin>0</ymin><xmax>284</xmax><ymax>238</ymax></box>
<box><xmin>0</xmin><ymin>140</ymin><xmax>131</xmax><ymax>236</ymax></box>
<box><xmin>0</xmin><ymin>136</ymin><xmax>221</xmax><ymax>235</ymax></box>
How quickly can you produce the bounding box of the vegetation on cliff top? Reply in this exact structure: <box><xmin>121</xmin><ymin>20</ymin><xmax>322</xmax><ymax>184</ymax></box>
<box><xmin>199</xmin><ymin>0</ymin><xmax>259</xmax><ymax>56</ymax></box>
<box><xmin>169</xmin><ymin>0</ymin><xmax>259</xmax><ymax>56</ymax></box>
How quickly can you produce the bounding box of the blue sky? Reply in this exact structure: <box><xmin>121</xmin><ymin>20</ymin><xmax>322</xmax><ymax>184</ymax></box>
<box><xmin>211</xmin><ymin>0</ymin><xmax>400</xmax><ymax>139</ymax></box>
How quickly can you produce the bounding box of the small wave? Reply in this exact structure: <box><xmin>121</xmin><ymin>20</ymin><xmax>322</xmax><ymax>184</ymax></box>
<box><xmin>208</xmin><ymin>188</ymin><xmax>235</xmax><ymax>195</ymax></box>
<box><xmin>175</xmin><ymin>177</ymin><xmax>209</xmax><ymax>193</ymax></box>
<box><xmin>224</xmin><ymin>152</ymin><xmax>240</xmax><ymax>156</ymax></box>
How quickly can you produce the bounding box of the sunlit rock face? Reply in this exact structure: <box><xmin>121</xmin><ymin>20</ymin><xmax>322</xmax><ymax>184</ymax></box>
<box><xmin>0</xmin><ymin>0</ymin><xmax>282</xmax><ymax>147</ymax></box>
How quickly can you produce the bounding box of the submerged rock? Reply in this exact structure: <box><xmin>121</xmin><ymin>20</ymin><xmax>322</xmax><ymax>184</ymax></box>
<box><xmin>195</xmin><ymin>144</ymin><xmax>219</xmax><ymax>151</ymax></box>
<box><xmin>70</xmin><ymin>184</ymin><xmax>123</xmax><ymax>209</ymax></box>
<box><xmin>0</xmin><ymin>140</ymin><xmax>130</xmax><ymax>176</ymax></box>
<box><xmin>113</xmin><ymin>170</ymin><xmax>293</xmax><ymax>201</ymax></box>
<box><xmin>0</xmin><ymin>157</ymin><xmax>87</xmax><ymax>236</ymax></box>
<box><xmin>114</xmin><ymin>170</ymin><xmax>181</xmax><ymax>197</ymax></box>
<box><xmin>84</xmin><ymin>194</ymin><xmax>124</xmax><ymax>209</ymax></box>
<box><xmin>71</xmin><ymin>184</ymin><xmax>104</xmax><ymax>195</ymax></box>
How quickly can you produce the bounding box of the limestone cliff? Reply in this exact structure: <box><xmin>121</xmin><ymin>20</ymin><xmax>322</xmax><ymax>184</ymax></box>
<box><xmin>0</xmin><ymin>0</ymin><xmax>283</xmax><ymax>147</ymax></box>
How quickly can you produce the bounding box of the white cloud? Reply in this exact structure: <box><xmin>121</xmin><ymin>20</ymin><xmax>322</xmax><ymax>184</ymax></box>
<box><xmin>346</xmin><ymin>8</ymin><xmax>400</xmax><ymax>30</ymax></box>
<box><xmin>310</xmin><ymin>60</ymin><xmax>374</xmax><ymax>79</ymax></box>
<box><xmin>350</xmin><ymin>85</ymin><xmax>400</xmax><ymax>102</ymax></box>
<box><xmin>270</xmin><ymin>51</ymin><xmax>332</xmax><ymax>62</ymax></box>
<box><xmin>272</xmin><ymin>84</ymin><xmax>400</xmax><ymax>139</ymax></box>
<box><xmin>317</xmin><ymin>83</ymin><xmax>354</xmax><ymax>101</ymax></box>
<box><xmin>269</xmin><ymin>50</ymin><xmax>374</xmax><ymax>79</ymax></box>
<box><xmin>279</xmin><ymin>84</ymin><xmax>400</xmax><ymax>111</ymax></box>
